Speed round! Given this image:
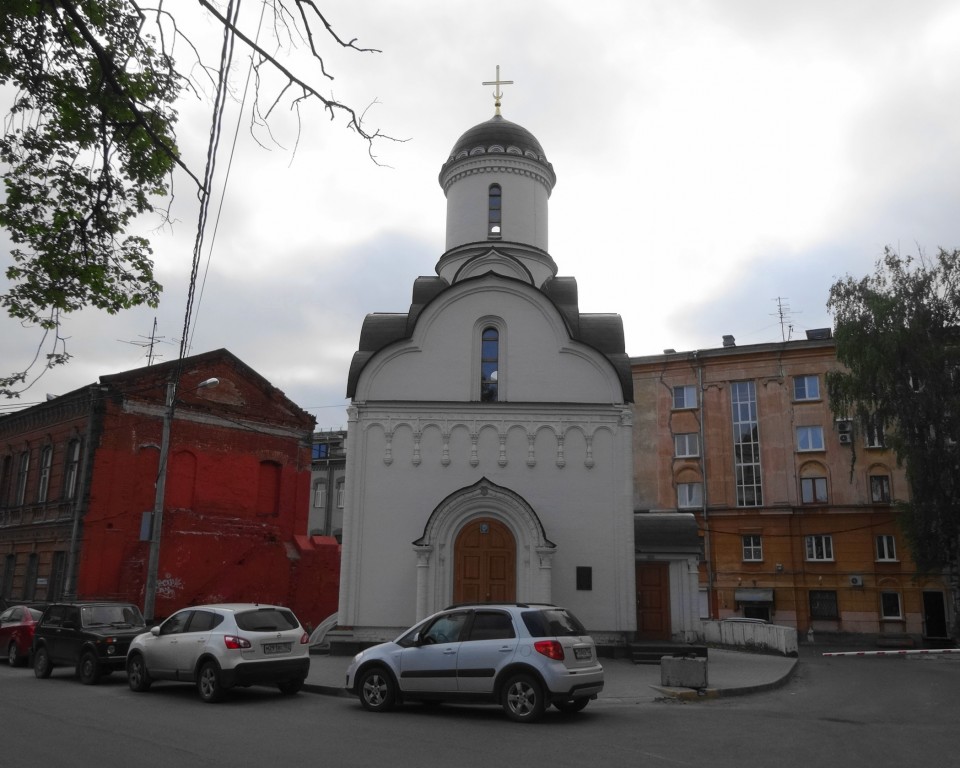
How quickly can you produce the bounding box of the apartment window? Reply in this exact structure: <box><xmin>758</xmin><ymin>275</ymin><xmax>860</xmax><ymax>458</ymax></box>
<box><xmin>870</xmin><ymin>474</ymin><xmax>891</xmax><ymax>503</ymax></box>
<box><xmin>742</xmin><ymin>534</ymin><xmax>763</xmax><ymax>562</ymax></box>
<box><xmin>480</xmin><ymin>327</ymin><xmax>499</xmax><ymax>403</ymax></box>
<box><xmin>800</xmin><ymin>477</ymin><xmax>828</xmax><ymax>504</ymax></box>
<box><xmin>677</xmin><ymin>482</ymin><xmax>703</xmax><ymax>509</ymax></box>
<box><xmin>488</xmin><ymin>184</ymin><xmax>502</xmax><ymax>237</ymax></box>
<box><xmin>15</xmin><ymin>451</ymin><xmax>29</xmax><ymax>506</ymax></box>
<box><xmin>37</xmin><ymin>446</ymin><xmax>53</xmax><ymax>503</ymax></box>
<box><xmin>805</xmin><ymin>534</ymin><xmax>834</xmax><ymax>561</ymax></box>
<box><xmin>732</xmin><ymin>381</ymin><xmax>762</xmax><ymax>507</ymax></box>
<box><xmin>809</xmin><ymin>589</ymin><xmax>839</xmax><ymax>620</ymax></box>
<box><xmin>312</xmin><ymin>443</ymin><xmax>329</xmax><ymax>460</ymax></box>
<box><xmin>674</xmin><ymin>433</ymin><xmax>700</xmax><ymax>458</ymax></box>
<box><xmin>793</xmin><ymin>375</ymin><xmax>820</xmax><ymax>401</ymax></box>
<box><xmin>336</xmin><ymin>480</ymin><xmax>345</xmax><ymax>509</ymax></box>
<box><xmin>880</xmin><ymin>592</ymin><xmax>902</xmax><ymax>620</ymax></box>
<box><xmin>313</xmin><ymin>483</ymin><xmax>326</xmax><ymax>509</ymax></box>
<box><xmin>796</xmin><ymin>426</ymin><xmax>825</xmax><ymax>452</ymax></box>
<box><xmin>876</xmin><ymin>534</ymin><xmax>897</xmax><ymax>561</ymax></box>
<box><xmin>63</xmin><ymin>439</ymin><xmax>80</xmax><ymax>500</ymax></box>
<box><xmin>672</xmin><ymin>385</ymin><xmax>697</xmax><ymax>410</ymax></box>
<box><xmin>864</xmin><ymin>416</ymin><xmax>886</xmax><ymax>448</ymax></box>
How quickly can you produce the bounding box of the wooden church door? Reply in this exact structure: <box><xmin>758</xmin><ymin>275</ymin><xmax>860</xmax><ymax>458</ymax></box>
<box><xmin>453</xmin><ymin>519</ymin><xmax>516</xmax><ymax>603</ymax></box>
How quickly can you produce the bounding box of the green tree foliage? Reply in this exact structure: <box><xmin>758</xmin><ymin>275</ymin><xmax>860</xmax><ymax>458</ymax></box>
<box><xmin>826</xmin><ymin>247</ymin><xmax>960</xmax><ymax>577</ymax></box>
<box><xmin>1</xmin><ymin>1</ymin><xmax>388</xmax><ymax>395</ymax></box>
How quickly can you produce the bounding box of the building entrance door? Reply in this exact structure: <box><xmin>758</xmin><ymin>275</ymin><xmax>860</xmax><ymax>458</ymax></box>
<box><xmin>635</xmin><ymin>562</ymin><xmax>671</xmax><ymax>641</ymax></box>
<box><xmin>453</xmin><ymin>519</ymin><xmax>516</xmax><ymax>604</ymax></box>
<box><xmin>923</xmin><ymin>591</ymin><xmax>948</xmax><ymax>638</ymax></box>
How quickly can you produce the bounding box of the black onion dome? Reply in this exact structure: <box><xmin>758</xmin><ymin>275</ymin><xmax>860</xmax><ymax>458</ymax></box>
<box><xmin>443</xmin><ymin>115</ymin><xmax>550</xmax><ymax>167</ymax></box>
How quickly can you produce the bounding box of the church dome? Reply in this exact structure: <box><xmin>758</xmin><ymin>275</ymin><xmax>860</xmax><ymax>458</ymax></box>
<box><xmin>441</xmin><ymin>115</ymin><xmax>552</xmax><ymax>171</ymax></box>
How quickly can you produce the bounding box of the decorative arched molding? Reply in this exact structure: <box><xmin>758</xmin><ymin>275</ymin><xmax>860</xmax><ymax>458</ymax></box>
<box><xmin>410</xmin><ymin>477</ymin><xmax>556</xmax><ymax>619</ymax></box>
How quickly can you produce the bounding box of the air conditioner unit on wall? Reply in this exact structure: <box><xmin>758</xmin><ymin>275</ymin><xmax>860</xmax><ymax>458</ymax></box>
<box><xmin>836</xmin><ymin>419</ymin><xmax>853</xmax><ymax>434</ymax></box>
<box><xmin>838</xmin><ymin>433</ymin><xmax>853</xmax><ymax>445</ymax></box>
<box><xmin>849</xmin><ymin>574</ymin><xmax>864</xmax><ymax>587</ymax></box>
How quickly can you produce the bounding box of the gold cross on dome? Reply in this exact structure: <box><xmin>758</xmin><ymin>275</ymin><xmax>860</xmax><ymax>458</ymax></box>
<box><xmin>482</xmin><ymin>65</ymin><xmax>514</xmax><ymax>116</ymax></box>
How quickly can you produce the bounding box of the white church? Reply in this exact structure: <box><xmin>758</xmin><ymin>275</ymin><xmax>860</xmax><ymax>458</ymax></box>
<box><xmin>336</xmin><ymin>78</ymin><xmax>701</xmax><ymax>650</ymax></box>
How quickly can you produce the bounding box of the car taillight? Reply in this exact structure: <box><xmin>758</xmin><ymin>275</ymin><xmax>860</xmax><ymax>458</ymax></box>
<box><xmin>299</xmin><ymin>632</ymin><xmax>310</xmax><ymax>644</ymax></box>
<box><xmin>534</xmin><ymin>640</ymin><xmax>565</xmax><ymax>661</ymax></box>
<box><xmin>223</xmin><ymin>635</ymin><xmax>251</xmax><ymax>650</ymax></box>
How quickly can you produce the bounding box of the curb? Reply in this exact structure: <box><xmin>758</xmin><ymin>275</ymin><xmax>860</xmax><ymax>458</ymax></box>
<box><xmin>649</xmin><ymin>657</ymin><xmax>799</xmax><ymax>701</ymax></box>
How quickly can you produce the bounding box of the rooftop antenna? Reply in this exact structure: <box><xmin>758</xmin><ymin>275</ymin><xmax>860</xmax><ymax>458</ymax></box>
<box><xmin>772</xmin><ymin>297</ymin><xmax>797</xmax><ymax>342</ymax></box>
<box><xmin>118</xmin><ymin>317</ymin><xmax>177</xmax><ymax>365</ymax></box>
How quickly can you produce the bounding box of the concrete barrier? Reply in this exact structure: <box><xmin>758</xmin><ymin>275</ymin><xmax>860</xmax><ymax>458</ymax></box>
<box><xmin>661</xmin><ymin>656</ymin><xmax>708</xmax><ymax>688</ymax></box>
<box><xmin>701</xmin><ymin>620</ymin><xmax>798</xmax><ymax>656</ymax></box>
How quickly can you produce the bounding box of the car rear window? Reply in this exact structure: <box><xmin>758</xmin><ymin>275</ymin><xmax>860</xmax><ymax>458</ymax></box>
<box><xmin>234</xmin><ymin>608</ymin><xmax>300</xmax><ymax>632</ymax></box>
<box><xmin>521</xmin><ymin>608</ymin><xmax>587</xmax><ymax>637</ymax></box>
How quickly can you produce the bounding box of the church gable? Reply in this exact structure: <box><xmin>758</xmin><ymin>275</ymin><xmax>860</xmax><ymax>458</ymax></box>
<box><xmin>353</xmin><ymin>276</ymin><xmax>627</xmax><ymax>404</ymax></box>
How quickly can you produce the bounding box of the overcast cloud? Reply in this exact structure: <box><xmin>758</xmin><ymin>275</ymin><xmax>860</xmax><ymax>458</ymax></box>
<box><xmin>3</xmin><ymin>0</ymin><xmax>960</xmax><ymax>429</ymax></box>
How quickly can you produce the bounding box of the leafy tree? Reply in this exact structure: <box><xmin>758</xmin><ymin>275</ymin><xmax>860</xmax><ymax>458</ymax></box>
<box><xmin>1</xmin><ymin>1</ymin><xmax>389</xmax><ymax>395</ymax></box>
<box><xmin>826</xmin><ymin>247</ymin><xmax>960</xmax><ymax>626</ymax></box>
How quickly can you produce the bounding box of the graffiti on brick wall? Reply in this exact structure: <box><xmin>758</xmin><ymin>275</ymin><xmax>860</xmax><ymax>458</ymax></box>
<box><xmin>156</xmin><ymin>575</ymin><xmax>184</xmax><ymax>600</ymax></box>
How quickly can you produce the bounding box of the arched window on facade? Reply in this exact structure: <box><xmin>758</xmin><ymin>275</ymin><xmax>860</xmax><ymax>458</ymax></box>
<box><xmin>488</xmin><ymin>184</ymin><xmax>502</xmax><ymax>238</ymax></box>
<box><xmin>480</xmin><ymin>327</ymin><xmax>499</xmax><ymax>402</ymax></box>
<box><xmin>37</xmin><ymin>446</ymin><xmax>52</xmax><ymax>503</ymax></box>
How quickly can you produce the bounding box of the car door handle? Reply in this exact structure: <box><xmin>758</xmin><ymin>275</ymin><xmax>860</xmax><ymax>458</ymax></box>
<box><xmin>443</xmin><ymin>648</ymin><xmax>457</xmax><ymax>655</ymax></box>
<box><xmin>498</xmin><ymin>647</ymin><xmax>513</xmax><ymax>653</ymax></box>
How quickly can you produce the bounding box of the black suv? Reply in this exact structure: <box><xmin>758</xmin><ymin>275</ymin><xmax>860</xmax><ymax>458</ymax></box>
<box><xmin>32</xmin><ymin>602</ymin><xmax>146</xmax><ymax>684</ymax></box>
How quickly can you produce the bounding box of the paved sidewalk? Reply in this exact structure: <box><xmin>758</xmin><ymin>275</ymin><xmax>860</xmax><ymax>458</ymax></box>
<box><xmin>303</xmin><ymin>647</ymin><xmax>798</xmax><ymax>703</ymax></box>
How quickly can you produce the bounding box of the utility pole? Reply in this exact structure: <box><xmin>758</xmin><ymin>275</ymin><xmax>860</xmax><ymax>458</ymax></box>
<box><xmin>143</xmin><ymin>380</ymin><xmax>175</xmax><ymax>623</ymax></box>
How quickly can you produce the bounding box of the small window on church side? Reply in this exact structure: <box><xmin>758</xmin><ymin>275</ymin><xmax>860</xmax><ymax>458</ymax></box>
<box><xmin>481</xmin><ymin>327</ymin><xmax>499</xmax><ymax>402</ymax></box>
<box><xmin>488</xmin><ymin>184</ymin><xmax>502</xmax><ymax>238</ymax></box>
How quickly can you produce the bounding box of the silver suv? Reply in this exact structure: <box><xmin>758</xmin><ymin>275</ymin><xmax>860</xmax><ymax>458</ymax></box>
<box><xmin>126</xmin><ymin>604</ymin><xmax>310</xmax><ymax>702</ymax></box>
<box><xmin>345</xmin><ymin>603</ymin><xmax>603</xmax><ymax>722</ymax></box>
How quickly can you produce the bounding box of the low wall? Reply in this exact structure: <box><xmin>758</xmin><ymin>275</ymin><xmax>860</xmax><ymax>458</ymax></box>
<box><xmin>701</xmin><ymin>620</ymin><xmax>799</xmax><ymax>656</ymax></box>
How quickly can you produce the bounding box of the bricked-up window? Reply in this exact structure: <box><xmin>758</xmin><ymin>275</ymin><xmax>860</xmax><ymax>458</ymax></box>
<box><xmin>881</xmin><ymin>592</ymin><xmax>902</xmax><ymax>619</ymax></box>
<box><xmin>876</xmin><ymin>534</ymin><xmax>897</xmax><ymax>561</ymax></box>
<box><xmin>480</xmin><ymin>327</ymin><xmax>499</xmax><ymax>402</ymax></box>
<box><xmin>809</xmin><ymin>589</ymin><xmax>839</xmax><ymax>619</ymax></box>
<box><xmin>742</xmin><ymin>534</ymin><xmax>763</xmax><ymax>561</ymax></box>
<box><xmin>256</xmin><ymin>461</ymin><xmax>281</xmax><ymax>516</ymax></box>
<box><xmin>731</xmin><ymin>381</ymin><xmax>762</xmax><ymax>506</ymax></box>
<box><xmin>488</xmin><ymin>184</ymin><xmax>502</xmax><ymax>237</ymax></box>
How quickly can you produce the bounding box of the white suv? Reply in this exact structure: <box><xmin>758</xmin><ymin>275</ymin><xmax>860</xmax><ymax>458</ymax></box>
<box><xmin>126</xmin><ymin>604</ymin><xmax>310</xmax><ymax>702</ymax></box>
<box><xmin>345</xmin><ymin>603</ymin><xmax>603</xmax><ymax>722</ymax></box>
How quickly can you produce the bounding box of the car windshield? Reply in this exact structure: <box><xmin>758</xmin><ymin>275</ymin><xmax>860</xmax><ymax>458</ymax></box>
<box><xmin>521</xmin><ymin>608</ymin><xmax>587</xmax><ymax>637</ymax></box>
<box><xmin>81</xmin><ymin>604</ymin><xmax>145</xmax><ymax>628</ymax></box>
<box><xmin>234</xmin><ymin>608</ymin><xmax>299</xmax><ymax>632</ymax></box>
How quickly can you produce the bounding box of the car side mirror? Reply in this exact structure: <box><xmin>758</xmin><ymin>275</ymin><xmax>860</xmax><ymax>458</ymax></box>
<box><xmin>150</xmin><ymin>626</ymin><xmax>161</xmax><ymax>636</ymax></box>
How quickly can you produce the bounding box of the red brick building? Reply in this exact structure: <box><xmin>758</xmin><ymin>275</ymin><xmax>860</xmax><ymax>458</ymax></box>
<box><xmin>0</xmin><ymin>350</ymin><xmax>339</xmax><ymax>628</ymax></box>
<box><xmin>632</xmin><ymin>331</ymin><xmax>954</xmax><ymax>645</ymax></box>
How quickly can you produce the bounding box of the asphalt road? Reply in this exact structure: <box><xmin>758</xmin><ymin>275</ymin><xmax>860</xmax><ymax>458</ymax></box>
<box><xmin>2</xmin><ymin>648</ymin><xmax>957</xmax><ymax>768</ymax></box>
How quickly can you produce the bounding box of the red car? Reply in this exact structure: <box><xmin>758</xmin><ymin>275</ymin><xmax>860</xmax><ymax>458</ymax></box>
<box><xmin>1</xmin><ymin>604</ymin><xmax>45</xmax><ymax>666</ymax></box>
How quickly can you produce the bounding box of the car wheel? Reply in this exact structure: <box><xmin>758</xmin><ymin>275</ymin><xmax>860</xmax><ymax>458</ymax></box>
<box><xmin>197</xmin><ymin>661</ymin><xmax>224</xmax><ymax>703</ymax></box>
<box><xmin>554</xmin><ymin>698</ymin><xmax>590</xmax><ymax>714</ymax></box>
<box><xmin>358</xmin><ymin>666</ymin><xmax>396</xmax><ymax>712</ymax></box>
<box><xmin>33</xmin><ymin>646</ymin><xmax>52</xmax><ymax>679</ymax></box>
<box><xmin>79</xmin><ymin>651</ymin><xmax>101</xmax><ymax>685</ymax></box>
<box><xmin>127</xmin><ymin>654</ymin><xmax>152</xmax><ymax>692</ymax></box>
<box><xmin>278</xmin><ymin>678</ymin><xmax>304</xmax><ymax>695</ymax></box>
<box><xmin>8</xmin><ymin>642</ymin><xmax>22</xmax><ymax>667</ymax></box>
<box><xmin>502</xmin><ymin>673</ymin><xmax>545</xmax><ymax>723</ymax></box>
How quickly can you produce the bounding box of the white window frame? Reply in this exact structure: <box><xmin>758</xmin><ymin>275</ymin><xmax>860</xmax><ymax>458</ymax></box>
<box><xmin>876</xmin><ymin>534</ymin><xmax>897</xmax><ymax>561</ymax></box>
<box><xmin>15</xmin><ymin>451</ymin><xmax>29</xmax><ymax>506</ymax></box>
<box><xmin>805</xmin><ymin>534</ymin><xmax>834</xmax><ymax>561</ymax></box>
<box><xmin>313</xmin><ymin>483</ymin><xmax>326</xmax><ymax>509</ymax></box>
<box><xmin>742</xmin><ymin>534</ymin><xmax>763</xmax><ymax>562</ymax></box>
<box><xmin>674</xmin><ymin>433</ymin><xmax>700</xmax><ymax>458</ymax></box>
<box><xmin>37</xmin><ymin>446</ymin><xmax>52</xmax><ymax>503</ymax></box>
<box><xmin>793</xmin><ymin>375</ymin><xmax>820</xmax><ymax>401</ymax></box>
<box><xmin>672</xmin><ymin>385</ymin><xmax>698</xmax><ymax>410</ymax></box>
<box><xmin>880</xmin><ymin>591</ymin><xmax>902</xmax><ymax>620</ymax></box>
<box><xmin>677</xmin><ymin>482</ymin><xmax>703</xmax><ymax>509</ymax></box>
<box><xmin>336</xmin><ymin>481</ymin><xmax>345</xmax><ymax>509</ymax></box>
<box><xmin>796</xmin><ymin>426</ymin><xmax>825</xmax><ymax>452</ymax></box>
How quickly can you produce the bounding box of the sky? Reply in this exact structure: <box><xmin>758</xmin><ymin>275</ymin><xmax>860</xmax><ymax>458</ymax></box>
<box><xmin>3</xmin><ymin>0</ymin><xmax>960</xmax><ymax>429</ymax></box>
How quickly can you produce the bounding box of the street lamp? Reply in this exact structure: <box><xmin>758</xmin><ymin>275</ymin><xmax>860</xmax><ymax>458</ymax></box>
<box><xmin>143</xmin><ymin>376</ymin><xmax>219</xmax><ymax>621</ymax></box>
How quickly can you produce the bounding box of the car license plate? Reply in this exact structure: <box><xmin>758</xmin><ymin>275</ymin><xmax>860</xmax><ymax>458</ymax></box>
<box><xmin>262</xmin><ymin>642</ymin><xmax>292</xmax><ymax>655</ymax></box>
<box><xmin>574</xmin><ymin>647</ymin><xmax>591</xmax><ymax>660</ymax></box>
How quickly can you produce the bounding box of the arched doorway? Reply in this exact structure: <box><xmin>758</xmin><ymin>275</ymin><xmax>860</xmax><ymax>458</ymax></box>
<box><xmin>453</xmin><ymin>518</ymin><xmax>516</xmax><ymax>603</ymax></box>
